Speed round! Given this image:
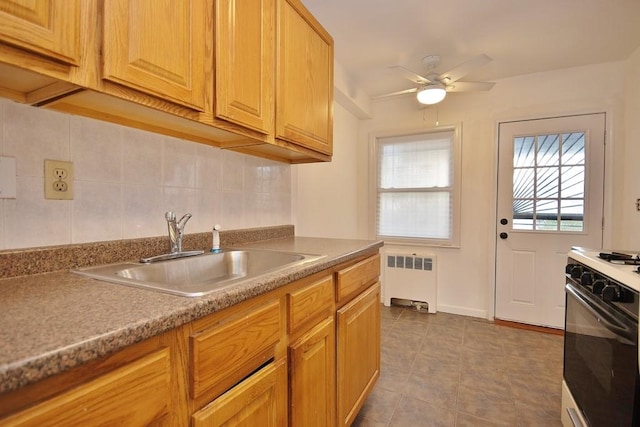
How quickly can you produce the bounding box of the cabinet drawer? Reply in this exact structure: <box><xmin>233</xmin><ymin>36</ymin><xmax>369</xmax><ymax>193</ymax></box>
<box><xmin>287</xmin><ymin>275</ymin><xmax>334</xmax><ymax>334</ymax></box>
<box><xmin>191</xmin><ymin>300</ymin><xmax>281</xmax><ymax>399</ymax></box>
<box><xmin>192</xmin><ymin>358</ymin><xmax>287</xmax><ymax>427</ymax></box>
<box><xmin>0</xmin><ymin>348</ymin><xmax>171</xmax><ymax>427</ymax></box>
<box><xmin>336</xmin><ymin>254</ymin><xmax>380</xmax><ymax>303</ymax></box>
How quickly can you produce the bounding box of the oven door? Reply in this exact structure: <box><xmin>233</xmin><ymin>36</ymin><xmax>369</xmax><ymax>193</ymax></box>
<box><xmin>564</xmin><ymin>282</ymin><xmax>639</xmax><ymax>427</ymax></box>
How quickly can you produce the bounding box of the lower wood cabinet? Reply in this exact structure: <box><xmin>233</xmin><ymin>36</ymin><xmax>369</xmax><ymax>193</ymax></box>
<box><xmin>289</xmin><ymin>316</ymin><xmax>336</xmax><ymax>427</ymax></box>
<box><xmin>336</xmin><ymin>283</ymin><xmax>381</xmax><ymax>427</ymax></box>
<box><xmin>192</xmin><ymin>358</ymin><xmax>288</xmax><ymax>427</ymax></box>
<box><xmin>0</xmin><ymin>348</ymin><xmax>172</xmax><ymax>426</ymax></box>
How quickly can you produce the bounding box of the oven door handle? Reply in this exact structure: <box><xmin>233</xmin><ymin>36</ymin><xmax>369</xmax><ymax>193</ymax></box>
<box><xmin>565</xmin><ymin>283</ymin><xmax>636</xmax><ymax>342</ymax></box>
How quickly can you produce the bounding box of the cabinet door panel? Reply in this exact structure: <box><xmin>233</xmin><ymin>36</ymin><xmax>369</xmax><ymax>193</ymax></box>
<box><xmin>290</xmin><ymin>316</ymin><xmax>336</xmax><ymax>427</ymax></box>
<box><xmin>102</xmin><ymin>0</ymin><xmax>207</xmax><ymax>111</ymax></box>
<box><xmin>337</xmin><ymin>283</ymin><xmax>381</xmax><ymax>427</ymax></box>
<box><xmin>276</xmin><ymin>0</ymin><xmax>333</xmax><ymax>154</ymax></box>
<box><xmin>192</xmin><ymin>358</ymin><xmax>287</xmax><ymax>427</ymax></box>
<box><xmin>0</xmin><ymin>0</ymin><xmax>80</xmax><ymax>65</ymax></box>
<box><xmin>215</xmin><ymin>0</ymin><xmax>274</xmax><ymax>134</ymax></box>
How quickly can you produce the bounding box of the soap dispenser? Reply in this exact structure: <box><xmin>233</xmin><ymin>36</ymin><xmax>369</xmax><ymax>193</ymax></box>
<box><xmin>211</xmin><ymin>224</ymin><xmax>221</xmax><ymax>253</ymax></box>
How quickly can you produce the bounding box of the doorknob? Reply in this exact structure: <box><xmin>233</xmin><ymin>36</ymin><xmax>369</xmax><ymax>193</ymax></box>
<box><xmin>500</xmin><ymin>218</ymin><xmax>508</xmax><ymax>225</ymax></box>
<box><xmin>499</xmin><ymin>232</ymin><xmax>508</xmax><ymax>239</ymax></box>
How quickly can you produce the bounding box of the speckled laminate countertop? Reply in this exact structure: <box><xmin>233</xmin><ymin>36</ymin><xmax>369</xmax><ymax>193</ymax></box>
<box><xmin>0</xmin><ymin>236</ymin><xmax>382</xmax><ymax>394</ymax></box>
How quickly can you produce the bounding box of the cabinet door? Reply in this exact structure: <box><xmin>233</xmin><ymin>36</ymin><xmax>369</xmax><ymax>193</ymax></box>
<box><xmin>289</xmin><ymin>316</ymin><xmax>336</xmax><ymax>427</ymax></box>
<box><xmin>276</xmin><ymin>0</ymin><xmax>333</xmax><ymax>155</ymax></box>
<box><xmin>215</xmin><ymin>0</ymin><xmax>274</xmax><ymax>134</ymax></box>
<box><xmin>0</xmin><ymin>0</ymin><xmax>80</xmax><ymax>65</ymax></box>
<box><xmin>192</xmin><ymin>358</ymin><xmax>287</xmax><ymax>427</ymax></box>
<box><xmin>102</xmin><ymin>0</ymin><xmax>208</xmax><ymax>111</ymax></box>
<box><xmin>336</xmin><ymin>283</ymin><xmax>381</xmax><ymax>427</ymax></box>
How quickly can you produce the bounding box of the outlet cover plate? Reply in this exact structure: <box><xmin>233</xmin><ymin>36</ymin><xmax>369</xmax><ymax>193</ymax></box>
<box><xmin>44</xmin><ymin>159</ymin><xmax>73</xmax><ymax>200</ymax></box>
<box><xmin>0</xmin><ymin>156</ymin><xmax>16</xmax><ymax>199</ymax></box>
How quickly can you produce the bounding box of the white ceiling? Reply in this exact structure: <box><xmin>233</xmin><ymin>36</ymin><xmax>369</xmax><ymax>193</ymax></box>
<box><xmin>301</xmin><ymin>0</ymin><xmax>640</xmax><ymax>100</ymax></box>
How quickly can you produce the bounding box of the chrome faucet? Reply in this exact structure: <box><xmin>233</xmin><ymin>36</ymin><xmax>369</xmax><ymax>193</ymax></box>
<box><xmin>140</xmin><ymin>212</ymin><xmax>204</xmax><ymax>263</ymax></box>
<box><xmin>166</xmin><ymin>211</ymin><xmax>192</xmax><ymax>253</ymax></box>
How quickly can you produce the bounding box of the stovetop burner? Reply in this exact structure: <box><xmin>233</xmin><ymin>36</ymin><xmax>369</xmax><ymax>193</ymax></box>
<box><xmin>599</xmin><ymin>251</ymin><xmax>640</xmax><ymax>265</ymax></box>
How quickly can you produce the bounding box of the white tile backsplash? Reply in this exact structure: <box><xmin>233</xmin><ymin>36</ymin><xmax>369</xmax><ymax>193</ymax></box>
<box><xmin>72</xmin><ymin>181</ymin><xmax>122</xmax><ymax>243</ymax></box>
<box><xmin>122</xmin><ymin>127</ymin><xmax>163</xmax><ymax>186</ymax></box>
<box><xmin>4</xmin><ymin>101</ymin><xmax>70</xmax><ymax>177</ymax></box>
<box><xmin>122</xmin><ymin>184</ymin><xmax>163</xmax><ymax>238</ymax></box>
<box><xmin>162</xmin><ymin>136</ymin><xmax>197</xmax><ymax>188</ymax></box>
<box><xmin>5</xmin><ymin>175</ymin><xmax>71</xmax><ymax>248</ymax></box>
<box><xmin>0</xmin><ymin>99</ymin><xmax>292</xmax><ymax>249</ymax></box>
<box><xmin>71</xmin><ymin>117</ymin><xmax>123</xmax><ymax>182</ymax></box>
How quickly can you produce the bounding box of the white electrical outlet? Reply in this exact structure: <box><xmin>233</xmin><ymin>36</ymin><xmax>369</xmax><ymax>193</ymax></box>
<box><xmin>0</xmin><ymin>156</ymin><xmax>17</xmax><ymax>199</ymax></box>
<box><xmin>44</xmin><ymin>159</ymin><xmax>73</xmax><ymax>200</ymax></box>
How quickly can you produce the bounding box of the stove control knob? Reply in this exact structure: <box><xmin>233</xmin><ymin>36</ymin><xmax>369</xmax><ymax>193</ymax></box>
<box><xmin>602</xmin><ymin>283</ymin><xmax>620</xmax><ymax>302</ymax></box>
<box><xmin>592</xmin><ymin>279</ymin><xmax>607</xmax><ymax>295</ymax></box>
<box><xmin>570</xmin><ymin>265</ymin><xmax>583</xmax><ymax>279</ymax></box>
<box><xmin>565</xmin><ymin>264</ymin><xmax>575</xmax><ymax>274</ymax></box>
<box><xmin>580</xmin><ymin>271</ymin><xmax>594</xmax><ymax>286</ymax></box>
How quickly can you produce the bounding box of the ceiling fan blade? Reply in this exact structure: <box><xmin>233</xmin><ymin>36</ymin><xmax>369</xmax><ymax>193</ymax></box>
<box><xmin>389</xmin><ymin>66</ymin><xmax>432</xmax><ymax>84</ymax></box>
<box><xmin>446</xmin><ymin>81</ymin><xmax>495</xmax><ymax>92</ymax></box>
<box><xmin>373</xmin><ymin>87</ymin><xmax>418</xmax><ymax>99</ymax></box>
<box><xmin>439</xmin><ymin>54</ymin><xmax>492</xmax><ymax>84</ymax></box>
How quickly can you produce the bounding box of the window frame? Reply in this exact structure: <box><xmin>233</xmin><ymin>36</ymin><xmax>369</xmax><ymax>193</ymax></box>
<box><xmin>368</xmin><ymin>124</ymin><xmax>462</xmax><ymax>247</ymax></box>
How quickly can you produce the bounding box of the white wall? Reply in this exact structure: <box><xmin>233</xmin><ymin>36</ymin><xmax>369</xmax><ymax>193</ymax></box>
<box><xmin>296</xmin><ymin>60</ymin><xmax>631</xmax><ymax>319</ymax></box>
<box><xmin>620</xmin><ymin>46</ymin><xmax>640</xmax><ymax>249</ymax></box>
<box><xmin>0</xmin><ymin>99</ymin><xmax>292</xmax><ymax>250</ymax></box>
<box><xmin>292</xmin><ymin>102</ymin><xmax>362</xmax><ymax>238</ymax></box>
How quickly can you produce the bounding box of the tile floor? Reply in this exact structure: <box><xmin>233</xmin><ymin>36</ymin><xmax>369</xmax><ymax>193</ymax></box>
<box><xmin>354</xmin><ymin>305</ymin><xmax>564</xmax><ymax>427</ymax></box>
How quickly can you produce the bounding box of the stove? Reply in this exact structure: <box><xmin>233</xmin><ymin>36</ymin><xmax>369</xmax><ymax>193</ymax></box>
<box><xmin>562</xmin><ymin>248</ymin><xmax>640</xmax><ymax>427</ymax></box>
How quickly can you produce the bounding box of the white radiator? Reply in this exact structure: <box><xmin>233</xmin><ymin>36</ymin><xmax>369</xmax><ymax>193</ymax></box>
<box><xmin>382</xmin><ymin>252</ymin><xmax>437</xmax><ymax>313</ymax></box>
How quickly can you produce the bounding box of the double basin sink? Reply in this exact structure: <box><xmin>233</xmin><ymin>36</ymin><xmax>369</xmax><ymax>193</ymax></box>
<box><xmin>74</xmin><ymin>249</ymin><xmax>324</xmax><ymax>297</ymax></box>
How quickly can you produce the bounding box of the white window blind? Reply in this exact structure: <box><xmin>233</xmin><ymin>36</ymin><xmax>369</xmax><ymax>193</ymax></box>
<box><xmin>374</xmin><ymin>127</ymin><xmax>460</xmax><ymax>245</ymax></box>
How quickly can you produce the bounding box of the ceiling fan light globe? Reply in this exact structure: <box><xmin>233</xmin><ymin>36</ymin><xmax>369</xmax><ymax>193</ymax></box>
<box><xmin>416</xmin><ymin>85</ymin><xmax>446</xmax><ymax>104</ymax></box>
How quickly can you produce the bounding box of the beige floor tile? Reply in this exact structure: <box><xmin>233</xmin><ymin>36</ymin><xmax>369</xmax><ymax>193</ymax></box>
<box><xmin>454</xmin><ymin>412</ymin><xmax>512</xmax><ymax>427</ymax></box>
<box><xmin>390</xmin><ymin>396</ymin><xmax>456</xmax><ymax>427</ymax></box>
<box><xmin>376</xmin><ymin>362</ymin><xmax>411</xmax><ymax>393</ymax></box>
<box><xmin>358</xmin><ymin>386</ymin><xmax>401</xmax><ymax>424</ymax></box>
<box><xmin>456</xmin><ymin>385</ymin><xmax>517</xmax><ymax>425</ymax></box>
<box><xmin>403</xmin><ymin>368</ymin><xmax>458</xmax><ymax>409</ymax></box>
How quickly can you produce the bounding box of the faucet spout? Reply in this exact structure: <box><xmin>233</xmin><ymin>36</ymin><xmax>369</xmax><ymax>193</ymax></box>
<box><xmin>140</xmin><ymin>211</ymin><xmax>204</xmax><ymax>263</ymax></box>
<box><xmin>166</xmin><ymin>211</ymin><xmax>193</xmax><ymax>253</ymax></box>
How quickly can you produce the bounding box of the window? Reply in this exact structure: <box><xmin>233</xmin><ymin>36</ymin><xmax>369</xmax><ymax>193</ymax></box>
<box><xmin>371</xmin><ymin>126</ymin><xmax>461</xmax><ymax>246</ymax></box>
<box><xmin>512</xmin><ymin>132</ymin><xmax>586</xmax><ymax>232</ymax></box>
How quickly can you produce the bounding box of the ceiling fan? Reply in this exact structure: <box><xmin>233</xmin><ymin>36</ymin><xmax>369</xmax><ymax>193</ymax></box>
<box><xmin>377</xmin><ymin>54</ymin><xmax>495</xmax><ymax>105</ymax></box>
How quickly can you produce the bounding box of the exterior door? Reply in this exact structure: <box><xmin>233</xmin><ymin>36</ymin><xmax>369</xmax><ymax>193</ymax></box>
<box><xmin>495</xmin><ymin>113</ymin><xmax>605</xmax><ymax>328</ymax></box>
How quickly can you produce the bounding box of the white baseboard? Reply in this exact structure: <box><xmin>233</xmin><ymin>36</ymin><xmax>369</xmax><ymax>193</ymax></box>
<box><xmin>437</xmin><ymin>304</ymin><xmax>488</xmax><ymax>320</ymax></box>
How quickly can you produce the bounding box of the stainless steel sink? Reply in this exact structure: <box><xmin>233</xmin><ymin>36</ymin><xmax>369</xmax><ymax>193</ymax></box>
<box><xmin>73</xmin><ymin>249</ymin><xmax>324</xmax><ymax>297</ymax></box>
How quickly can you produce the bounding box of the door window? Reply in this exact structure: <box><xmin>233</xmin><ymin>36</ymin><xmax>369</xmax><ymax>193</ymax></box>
<box><xmin>512</xmin><ymin>132</ymin><xmax>586</xmax><ymax>232</ymax></box>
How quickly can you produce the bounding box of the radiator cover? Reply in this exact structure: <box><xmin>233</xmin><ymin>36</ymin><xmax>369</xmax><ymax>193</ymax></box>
<box><xmin>382</xmin><ymin>252</ymin><xmax>437</xmax><ymax>313</ymax></box>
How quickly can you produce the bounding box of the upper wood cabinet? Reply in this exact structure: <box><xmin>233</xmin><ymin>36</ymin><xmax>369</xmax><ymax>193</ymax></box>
<box><xmin>102</xmin><ymin>0</ymin><xmax>208</xmax><ymax>111</ymax></box>
<box><xmin>214</xmin><ymin>0</ymin><xmax>275</xmax><ymax>135</ymax></box>
<box><xmin>0</xmin><ymin>0</ymin><xmax>80</xmax><ymax>66</ymax></box>
<box><xmin>0</xmin><ymin>0</ymin><xmax>335</xmax><ymax>163</ymax></box>
<box><xmin>276</xmin><ymin>0</ymin><xmax>333</xmax><ymax>156</ymax></box>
